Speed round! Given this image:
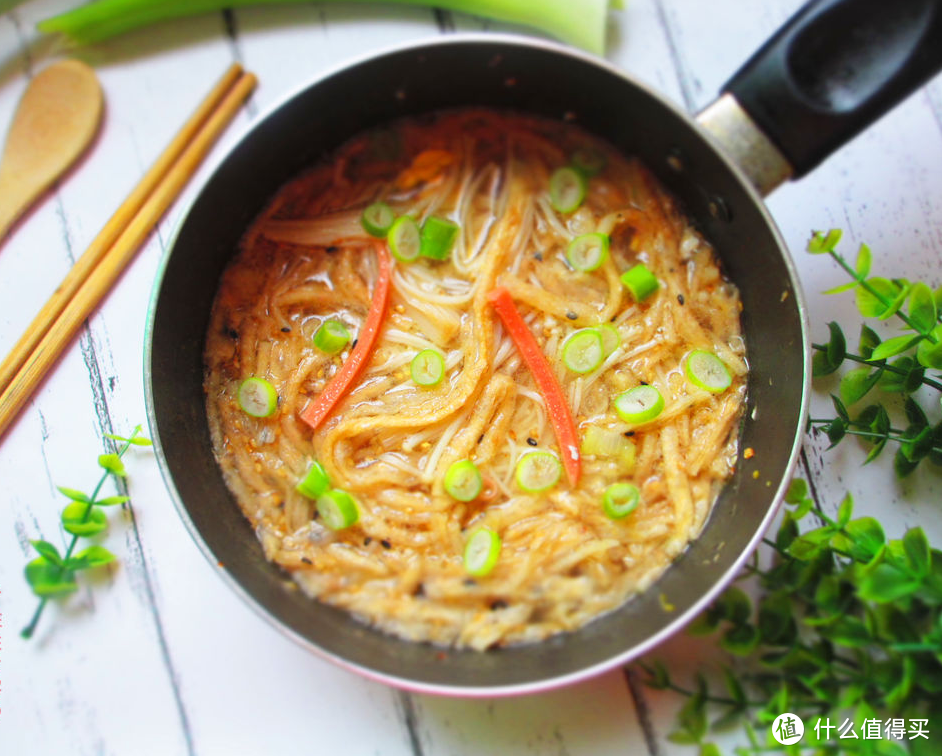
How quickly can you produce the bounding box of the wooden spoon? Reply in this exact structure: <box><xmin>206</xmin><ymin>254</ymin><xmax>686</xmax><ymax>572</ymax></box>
<box><xmin>0</xmin><ymin>59</ymin><xmax>103</xmax><ymax>244</ymax></box>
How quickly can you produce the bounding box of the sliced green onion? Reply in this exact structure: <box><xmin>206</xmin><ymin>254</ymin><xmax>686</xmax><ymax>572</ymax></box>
<box><xmin>571</xmin><ymin>147</ymin><xmax>607</xmax><ymax>177</ymax></box>
<box><xmin>411</xmin><ymin>348</ymin><xmax>445</xmax><ymax>387</ymax></box>
<box><xmin>313</xmin><ymin>319</ymin><xmax>351</xmax><ymax>354</ymax></box>
<box><xmin>614</xmin><ymin>385</ymin><xmax>664</xmax><ymax>424</ymax></box>
<box><xmin>316</xmin><ymin>489</ymin><xmax>359</xmax><ymax>530</ymax></box>
<box><xmin>566</xmin><ymin>233</ymin><xmax>609</xmax><ymax>272</ymax></box>
<box><xmin>387</xmin><ymin>215</ymin><xmax>421</xmax><ymax>262</ymax></box>
<box><xmin>621</xmin><ymin>263</ymin><xmax>659</xmax><ymax>302</ymax></box>
<box><xmin>602</xmin><ymin>482</ymin><xmax>640</xmax><ymax>519</ymax></box>
<box><xmin>420</xmin><ymin>216</ymin><xmax>460</xmax><ymax>260</ymax></box>
<box><xmin>549</xmin><ymin>167</ymin><xmax>587</xmax><ymax>213</ymax></box>
<box><xmin>685</xmin><ymin>350</ymin><xmax>732</xmax><ymax>393</ymax></box>
<box><xmin>361</xmin><ymin>201</ymin><xmax>396</xmax><ymax>238</ymax></box>
<box><xmin>515</xmin><ymin>450</ymin><xmax>562</xmax><ymax>493</ymax></box>
<box><xmin>581</xmin><ymin>426</ymin><xmax>636</xmax><ymax>470</ymax></box>
<box><xmin>444</xmin><ymin>459</ymin><xmax>482</xmax><ymax>502</ymax></box>
<box><xmin>597</xmin><ymin>323</ymin><xmax>621</xmax><ymax>357</ymax></box>
<box><xmin>237</xmin><ymin>377</ymin><xmax>278</xmax><ymax>418</ymax></box>
<box><xmin>562</xmin><ymin>328</ymin><xmax>604</xmax><ymax>374</ymax></box>
<box><xmin>296</xmin><ymin>460</ymin><xmax>330</xmax><ymax>499</ymax></box>
<box><xmin>463</xmin><ymin>527</ymin><xmax>501</xmax><ymax>577</ymax></box>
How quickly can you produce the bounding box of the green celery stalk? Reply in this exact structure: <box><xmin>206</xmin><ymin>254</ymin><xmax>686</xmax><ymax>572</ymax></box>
<box><xmin>38</xmin><ymin>0</ymin><xmax>616</xmax><ymax>54</ymax></box>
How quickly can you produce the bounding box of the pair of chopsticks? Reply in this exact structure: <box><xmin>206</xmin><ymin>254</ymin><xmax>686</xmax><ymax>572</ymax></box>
<box><xmin>0</xmin><ymin>63</ymin><xmax>256</xmax><ymax>442</ymax></box>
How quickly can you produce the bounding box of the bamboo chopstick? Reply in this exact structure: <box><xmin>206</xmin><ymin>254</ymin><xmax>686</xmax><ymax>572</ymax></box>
<box><xmin>0</xmin><ymin>65</ymin><xmax>257</xmax><ymax>441</ymax></box>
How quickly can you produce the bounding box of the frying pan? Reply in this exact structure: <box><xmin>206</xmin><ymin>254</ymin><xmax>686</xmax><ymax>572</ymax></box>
<box><xmin>145</xmin><ymin>0</ymin><xmax>942</xmax><ymax>695</ymax></box>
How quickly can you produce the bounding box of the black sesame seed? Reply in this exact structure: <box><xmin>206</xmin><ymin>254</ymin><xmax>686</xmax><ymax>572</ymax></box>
<box><xmin>326</xmin><ymin>245</ymin><xmax>339</xmax><ymax>254</ymax></box>
<box><xmin>281</xmin><ymin>326</ymin><xmax>291</xmax><ymax>333</ymax></box>
<box><xmin>464</xmin><ymin>578</ymin><xmax>477</xmax><ymax>587</ymax></box>
<box><xmin>363</xmin><ymin>536</ymin><xmax>372</xmax><ymax>546</ymax></box>
<box><xmin>301</xmin><ymin>556</ymin><xmax>313</xmax><ymax>565</ymax></box>
<box><xmin>351</xmin><ymin>339</ymin><xmax>359</xmax><ymax>349</ymax></box>
<box><xmin>623</xmin><ymin>430</ymin><xmax>635</xmax><ymax>437</ymax></box>
<box><xmin>534</xmin><ymin>252</ymin><xmax>543</xmax><ymax>261</ymax></box>
<box><xmin>640</xmin><ymin>381</ymin><xmax>648</xmax><ymax>386</ymax></box>
<box><xmin>226</xmin><ymin>328</ymin><xmax>239</xmax><ymax>339</ymax></box>
<box><xmin>477</xmin><ymin>434</ymin><xmax>484</xmax><ymax>444</ymax></box>
<box><xmin>677</xmin><ymin>294</ymin><xmax>685</xmax><ymax>305</ymax></box>
<box><xmin>413</xmin><ymin>583</ymin><xmax>426</xmax><ymax>597</ymax></box>
<box><xmin>526</xmin><ymin>437</ymin><xmax>538</xmax><ymax>446</ymax></box>
<box><xmin>380</xmin><ymin>539</ymin><xmax>392</xmax><ymax>550</ymax></box>
<box><xmin>566</xmin><ymin>311</ymin><xmax>578</xmax><ymax>320</ymax></box>
<box><xmin>490</xmin><ymin>599</ymin><xmax>508</xmax><ymax>610</ymax></box>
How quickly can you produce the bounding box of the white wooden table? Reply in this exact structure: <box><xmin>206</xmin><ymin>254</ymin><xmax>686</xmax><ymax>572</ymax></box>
<box><xmin>1</xmin><ymin>1</ymin><xmax>940</xmax><ymax>754</ymax></box>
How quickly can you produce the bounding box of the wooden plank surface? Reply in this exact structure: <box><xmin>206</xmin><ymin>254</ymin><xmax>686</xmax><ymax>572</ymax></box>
<box><xmin>1</xmin><ymin>0</ymin><xmax>940</xmax><ymax>754</ymax></box>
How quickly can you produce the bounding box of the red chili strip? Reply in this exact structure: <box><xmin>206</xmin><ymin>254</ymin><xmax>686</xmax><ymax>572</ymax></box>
<box><xmin>487</xmin><ymin>286</ymin><xmax>581</xmax><ymax>486</ymax></box>
<box><xmin>300</xmin><ymin>241</ymin><xmax>392</xmax><ymax>431</ymax></box>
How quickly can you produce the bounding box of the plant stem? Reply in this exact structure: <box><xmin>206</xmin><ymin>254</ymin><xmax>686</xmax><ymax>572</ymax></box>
<box><xmin>20</xmin><ymin>431</ymin><xmax>137</xmax><ymax>639</ymax></box>
<box><xmin>811</xmin><ymin>343</ymin><xmax>942</xmax><ymax>391</ymax></box>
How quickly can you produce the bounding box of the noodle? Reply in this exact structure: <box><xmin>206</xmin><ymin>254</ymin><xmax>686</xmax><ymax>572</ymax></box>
<box><xmin>204</xmin><ymin>110</ymin><xmax>746</xmax><ymax>649</ymax></box>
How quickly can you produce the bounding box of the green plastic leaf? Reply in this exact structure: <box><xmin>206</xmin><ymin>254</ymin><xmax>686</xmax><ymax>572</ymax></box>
<box><xmin>900</xmin><ymin>425</ymin><xmax>934</xmax><ymax>464</ymax></box>
<box><xmin>858</xmin><ymin>324</ymin><xmax>881</xmax><ymax>359</ymax></box>
<box><xmin>858</xmin><ymin>563</ymin><xmax>920</xmax><ymax>603</ymax></box>
<box><xmin>836</xmin><ymin>492</ymin><xmax>854</xmax><ymax>527</ymax></box>
<box><xmin>722</xmin><ymin>666</ymin><xmax>746</xmax><ymax>706</ymax></box>
<box><xmin>61</xmin><ymin>501</ymin><xmax>107</xmax><ymax>536</ymax></box>
<box><xmin>857</xmin><ymin>277</ymin><xmax>902</xmax><ymax>318</ymax></box>
<box><xmin>855</xmin><ymin>242</ymin><xmax>872</xmax><ymax>278</ymax></box>
<box><xmin>686</xmin><ymin>610</ymin><xmax>720</xmax><ymax>637</ymax></box>
<box><xmin>676</xmin><ymin>674</ymin><xmax>708</xmax><ymax>740</ymax></box>
<box><xmin>699</xmin><ymin>744</ymin><xmax>721</xmax><ymax>756</ymax></box>
<box><xmin>24</xmin><ymin>557</ymin><xmax>77</xmax><ymax>597</ymax></box>
<box><xmin>643</xmin><ymin>660</ymin><xmax>670</xmax><ymax>689</ymax></box>
<box><xmin>831</xmin><ymin>393</ymin><xmax>850</xmax><ymax>421</ymax></box>
<box><xmin>822</xmin><ymin>615</ymin><xmax>871</xmax><ymax>647</ymax></box>
<box><xmin>56</xmin><ymin>485</ymin><xmax>90</xmax><ymax>503</ymax></box>
<box><xmin>67</xmin><ymin>545</ymin><xmax>116</xmax><ymax>570</ymax></box>
<box><xmin>807</xmin><ymin>228</ymin><xmax>842</xmax><ymax>254</ymax></box>
<box><xmin>908</xmin><ymin>282</ymin><xmax>937</xmax><ymax>333</ymax></box>
<box><xmin>718</xmin><ymin>587</ymin><xmax>752</xmax><ymax>625</ymax></box>
<box><xmin>97</xmin><ymin>453</ymin><xmax>127</xmax><ymax>477</ymax></box>
<box><xmin>870</xmin><ymin>333</ymin><xmax>922</xmax><ymax>362</ymax></box>
<box><xmin>757</xmin><ymin>593</ymin><xmax>795</xmax><ymax>645</ymax></box>
<box><xmin>839</xmin><ymin>366</ymin><xmax>881</xmax><ymax>405</ymax></box>
<box><xmin>894</xmin><ymin>446</ymin><xmax>920</xmax><ymax>477</ymax></box>
<box><xmin>784</xmin><ymin>477</ymin><xmax>808</xmax><ymax>504</ymax></box>
<box><xmin>94</xmin><ymin>495</ymin><xmax>129</xmax><ymax>507</ymax></box>
<box><xmin>720</xmin><ymin>623</ymin><xmax>760</xmax><ymax>655</ymax></box>
<box><xmin>105</xmin><ymin>432</ymin><xmax>152</xmax><ymax>447</ymax></box>
<box><xmin>30</xmin><ymin>539</ymin><xmax>63</xmax><ymax>565</ymax></box>
<box><xmin>905</xmin><ymin>396</ymin><xmax>929</xmax><ymax>430</ymax></box>
<box><xmin>916</xmin><ymin>324</ymin><xmax>942</xmax><ymax>369</ymax></box>
<box><xmin>832</xmin><ymin>517</ymin><xmax>885</xmax><ymax>562</ymax></box>
<box><xmin>879</xmin><ymin>356</ymin><xmax>925</xmax><ymax>393</ymax></box>
<box><xmin>824</xmin><ymin>417</ymin><xmax>846</xmax><ymax>447</ymax></box>
<box><xmin>903</xmin><ymin>527</ymin><xmax>932</xmax><ymax>577</ymax></box>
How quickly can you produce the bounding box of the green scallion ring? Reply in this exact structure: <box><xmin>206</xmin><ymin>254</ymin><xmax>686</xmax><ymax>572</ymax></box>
<box><xmin>549</xmin><ymin>166</ymin><xmax>587</xmax><ymax>214</ymax></box>
<box><xmin>316</xmin><ymin>489</ymin><xmax>359</xmax><ymax>530</ymax></box>
<box><xmin>602</xmin><ymin>482</ymin><xmax>640</xmax><ymax>519</ymax></box>
<box><xmin>571</xmin><ymin>147</ymin><xmax>607</xmax><ymax>177</ymax></box>
<box><xmin>514</xmin><ymin>450</ymin><xmax>562</xmax><ymax>493</ymax></box>
<box><xmin>420</xmin><ymin>216</ymin><xmax>460</xmax><ymax>261</ymax></box>
<box><xmin>562</xmin><ymin>328</ymin><xmax>604</xmax><ymax>374</ymax></box>
<box><xmin>621</xmin><ymin>263</ymin><xmax>659</xmax><ymax>302</ymax></box>
<box><xmin>296</xmin><ymin>460</ymin><xmax>331</xmax><ymax>499</ymax></box>
<box><xmin>411</xmin><ymin>348</ymin><xmax>446</xmax><ymax>387</ymax></box>
<box><xmin>614</xmin><ymin>385</ymin><xmax>664</xmax><ymax>425</ymax></box>
<box><xmin>444</xmin><ymin>459</ymin><xmax>483</xmax><ymax>502</ymax></box>
<box><xmin>313</xmin><ymin>319</ymin><xmax>351</xmax><ymax>354</ymax></box>
<box><xmin>463</xmin><ymin>527</ymin><xmax>501</xmax><ymax>578</ymax></box>
<box><xmin>566</xmin><ymin>232</ymin><xmax>610</xmax><ymax>272</ymax></box>
<box><xmin>361</xmin><ymin>201</ymin><xmax>396</xmax><ymax>238</ymax></box>
<box><xmin>597</xmin><ymin>323</ymin><xmax>621</xmax><ymax>357</ymax></box>
<box><xmin>237</xmin><ymin>377</ymin><xmax>278</xmax><ymax>418</ymax></box>
<box><xmin>387</xmin><ymin>215</ymin><xmax>421</xmax><ymax>262</ymax></box>
<box><xmin>685</xmin><ymin>350</ymin><xmax>732</xmax><ymax>393</ymax></box>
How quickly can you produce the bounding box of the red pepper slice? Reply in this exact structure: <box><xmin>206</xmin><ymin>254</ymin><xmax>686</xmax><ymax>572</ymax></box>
<box><xmin>300</xmin><ymin>241</ymin><xmax>392</xmax><ymax>431</ymax></box>
<box><xmin>487</xmin><ymin>286</ymin><xmax>581</xmax><ymax>487</ymax></box>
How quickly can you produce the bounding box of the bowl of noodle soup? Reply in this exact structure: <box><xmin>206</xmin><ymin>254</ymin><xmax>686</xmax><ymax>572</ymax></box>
<box><xmin>146</xmin><ymin>35</ymin><xmax>808</xmax><ymax>695</ymax></box>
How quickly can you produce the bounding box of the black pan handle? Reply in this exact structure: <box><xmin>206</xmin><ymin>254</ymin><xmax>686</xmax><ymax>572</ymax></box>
<box><xmin>723</xmin><ymin>0</ymin><xmax>942</xmax><ymax>179</ymax></box>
